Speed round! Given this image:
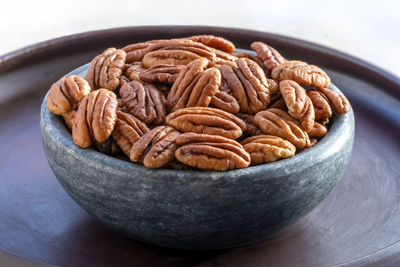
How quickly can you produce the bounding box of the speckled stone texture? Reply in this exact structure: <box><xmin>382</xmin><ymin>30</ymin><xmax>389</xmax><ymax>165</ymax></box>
<box><xmin>40</xmin><ymin>64</ymin><xmax>354</xmax><ymax>250</ymax></box>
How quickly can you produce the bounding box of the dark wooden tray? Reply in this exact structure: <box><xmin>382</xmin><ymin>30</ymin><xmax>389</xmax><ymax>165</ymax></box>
<box><xmin>1</xmin><ymin>26</ymin><xmax>399</xmax><ymax>267</ymax></box>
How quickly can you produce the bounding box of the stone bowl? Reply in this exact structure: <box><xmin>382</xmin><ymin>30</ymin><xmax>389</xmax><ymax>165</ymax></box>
<box><xmin>40</xmin><ymin>60</ymin><xmax>354</xmax><ymax>250</ymax></box>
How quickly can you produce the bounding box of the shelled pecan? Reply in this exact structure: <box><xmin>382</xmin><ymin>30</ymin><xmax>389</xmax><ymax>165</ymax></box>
<box><xmin>175</xmin><ymin>133</ymin><xmax>250</xmax><ymax>170</ymax></box>
<box><xmin>250</xmin><ymin>41</ymin><xmax>286</xmax><ymax>71</ymax></box>
<box><xmin>279</xmin><ymin>80</ymin><xmax>315</xmax><ymax>132</ymax></box>
<box><xmin>271</xmin><ymin>60</ymin><xmax>331</xmax><ymax>89</ymax></box>
<box><xmin>139</xmin><ymin>64</ymin><xmax>184</xmax><ymax>84</ymax></box>
<box><xmin>85</xmin><ymin>48</ymin><xmax>126</xmax><ymax>91</ymax></box>
<box><xmin>47</xmin><ymin>75</ymin><xmax>91</xmax><ymax>115</ymax></box>
<box><xmin>166</xmin><ymin>107</ymin><xmax>246</xmax><ymax>139</ymax></box>
<box><xmin>254</xmin><ymin>108</ymin><xmax>310</xmax><ymax>149</ymax></box>
<box><xmin>126</xmin><ymin>39</ymin><xmax>216</xmax><ymax>65</ymax></box>
<box><xmin>119</xmin><ymin>81</ymin><xmax>167</xmax><ymax>124</ymax></box>
<box><xmin>186</xmin><ymin>35</ymin><xmax>235</xmax><ymax>53</ymax></box>
<box><xmin>167</xmin><ymin>58</ymin><xmax>221</xmax><ymax>111</ymax></box>
<box><xmin>309</xmin><ymin>122</ymin><xmax>328</xmax><ymax>137</ymax></box>
<box><xmin>62</xmin><ymin>110</ymin><xmax>76</xmax><ymax>130</ymax></box>
<box><xmin>129</xmin><ymin>126</ymin><xmax>180</xmax><ymax>168</ymax></box>
<box><xmin>112</xmin><ymin>111</ymin><xmax>150</xmax><ymax>156</ymax></box>
<box><xmin>307</xmin><ymin>90</ymin><xmax>332</xmax><ymax>120</ymax></box>
<box><xmin>317</xmin><ymin>87</ymin><xmax>349</xmax><ymax>114</ymax></box>
<box><xmin>220</xmin><ymin>58</ymin><xmax>272</xmax><ymax>114</ymax></box>
<box><xmin>72</xmin><ymin>89</ymin><xmax>118</xmax><ymax>148</ymax></box>
<box><xmin>125</xmin><ymin>62</ymin><xmax>146</xmax><ymax>82</ymax></box>
<box><xmin>241</xmin><ymin>135</ymin><xmax>296</xmax><ymax>164</ymax></box>
<box><xmin>210</xmin><ymin>90</ymin><xmax>240</xmax><ymax>114</ymax></box>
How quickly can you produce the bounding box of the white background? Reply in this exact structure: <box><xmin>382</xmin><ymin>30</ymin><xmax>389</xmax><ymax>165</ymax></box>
<box><xmin>1</xmin><ymin>0</ymin><xmax>399</xmax><ymax>76</ymax></box>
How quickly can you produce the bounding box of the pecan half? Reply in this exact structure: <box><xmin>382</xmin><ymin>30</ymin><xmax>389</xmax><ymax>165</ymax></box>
<box><xmin>112</xmin><ymin>110</ymin><xmax>150</xmax><ymax>156</ymax></box>
<box><xmin>167</xmin><ymin>59</ymin><xmax>221</xmax><ymax>111</ymax></box>
<box><xmin>220</xmin><ymin>58</ymin><xmax>272</xmax><ymax>114</ymax></box>
<box><xmin>123</xmin><ymin>40</ymin><xmax>162</xmax><ymax>63</ymax></box>
<box><xmin>166</xmin><ymin>107</ymin><xmax>246</xmax><ymax>139</ymax></box>
<box><xmin>85</xmin><ymin>48</ymin><xmax>126</xmax><ymax>91</ymax></box>
<box><xmin>130</xmin><ymin>126</ymin><xmax>180</xmax><ymax>168</ymax></box>
<box><xmin>175</xmin><ymin>133</ymin><xmax>250</xmax><ymax>170</ymax></box>
<box><xmin>236</xmin><ymin>113</ymin><xmax>263</xmax><ymax>136</ymax></box>
<box><xmin>126</xmin><ymin>62</ymin><xmax>146</xmax><ymax>82</ymax></box>
<box><xmin>130</xmin><ymin>39</ymin><xmax>216</xmax><ymax>64</ymax></box>
<box><xmin>119</xmin><ymin>81</ymin><xmax>166</xmax><ymax>124</ymax></box>
<box><xmin>241</xmin><ymin>135</ymin><xmax>296</xmax><ymax>165</ymax></box>
<box><xmin>62</xmin><ymin>110</ymin><xmax>76</xmax><ymax>130</ymax></box>
<box><xmin>307</xmin><ymin>90</ymin><xmax>332</xmax><ymax>120</ymax></box>
<box><xmin>254</xmin><ymin>108</ymin><xmax>310</xmax><ymax>149</ymax></box>
<box><xmin>317</xmin><ymin>87</ymin><xmax>350</xmax><ymax>114</ymax></box>
<box><xmin>250</xmin><ymin>42</ymin><xmax>286</xmax><ymax>71</ymax></box>
<box><xmin>210</xmin><ymin>90</ymin><xmax>240</xmax><ymax>114</ymax></box>
<box><xmin>139</xmin><ymin>64</ymin><xmax>184</xmax><ymax>84</ymax></box>
<box><xmin>271</xmin><ymin>60</ymin><xmax>331</xmax><ymax>89</ymax></box>
<box><xmin>186</xmin><ymin>35</ymin><xmax>235</xmax><ymax>53</ymax></box>
<box><xmin>72</xmin><ymin>89</ymin><xmax>118</xmax><ymax>148</ymax></box>
<box><xmin>142</xmin><ymin>50</ymin><xmax>202</xmax><ymax>68</ymax></box>
<box><xmin>212</xmin><ymin>49</ymin><xmax>238</xmax><ymax>67</ymax></box>
<box><xmin>279</xmin><ymin>80</ymin><xmax>315</xmax><ymax>132</ymax></box>
<box><xmin>233</xmin><ymin>51</ymin><xmax>253</xmax><ymax>59</ymax></box>
<box><xmin>309</xmin><ymin>122</ymin><xmax>328</xmax><ymax>137</ymax></box>
<box><xmin>47</xmin><ymin>75</ymin><xmax>91</xmax><ymax>115</ymax></box>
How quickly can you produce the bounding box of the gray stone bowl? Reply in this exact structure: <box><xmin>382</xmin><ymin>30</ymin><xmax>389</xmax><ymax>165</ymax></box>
<box><xmin>40</xmin><ymin>63</ymin><xmax>355</xmax><ymax>250</ymax></box>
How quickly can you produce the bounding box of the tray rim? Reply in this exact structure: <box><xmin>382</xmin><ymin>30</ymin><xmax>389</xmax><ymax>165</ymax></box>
<box><xmin>1</xmin><ymin>25</ymin><xmax>399</xmax><ymax>266</ymax></box>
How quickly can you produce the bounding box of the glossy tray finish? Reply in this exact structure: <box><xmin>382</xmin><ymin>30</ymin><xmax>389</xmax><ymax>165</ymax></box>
<box><xmin>0</xmin><ymin>26</ymin><xmax>399</xmax><ymax>266</ymax></box>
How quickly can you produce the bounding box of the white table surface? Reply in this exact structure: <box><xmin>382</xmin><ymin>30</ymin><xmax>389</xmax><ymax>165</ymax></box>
<box><xmin>1</xmin><ymin>0</ymin><xmax>399</xmax><ymax>77</ymax></box>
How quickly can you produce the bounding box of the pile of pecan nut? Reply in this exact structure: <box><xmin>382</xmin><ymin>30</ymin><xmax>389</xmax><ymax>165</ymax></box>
<box><xmin>47</xmin><ymin>35</ymin><xmax>350</xmax><ymax>171</ymax></box>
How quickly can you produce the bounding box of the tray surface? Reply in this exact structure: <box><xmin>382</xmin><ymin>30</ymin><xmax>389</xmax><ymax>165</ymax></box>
<box><xmin>0</xmin><ymin>26</ymin><xmax>399</xmax><ymax>266</ymax></box>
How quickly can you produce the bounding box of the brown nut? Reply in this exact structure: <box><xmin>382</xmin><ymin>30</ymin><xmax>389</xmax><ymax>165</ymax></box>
<box><xmin>142</xmin><ymin>49</ymin><xmax>202</xmax><ymax>68</ymax></box>
<box><xmin>271</xmin><ymin>60</ymin><xmax>331</xmax><ymax>89</ymax></box>
<box><xmin>186</xmin><ymin>35</ymin><xmax>235</xmax><ymax>53</ymax></box>
<box><xmin>317</xmin><ymin>87</ymin><xmax>350</xmax><ymax>114</ymax></box>
<box><xmin>62</xmin><ymin>110</ymin><xmax>76</xmax><ymax>130</ymax></box>
<box><xmin>119</xmin><ymin>81</ymin><xmax>167</xmax><ymax>125</ymax></box>
<box><xmin>241</xmin><ymin>135</ymin><xmax>296</xmax><ymax>165</ymax></box>
<box><xmin>250</xmin><ymin>41</ymin><xmax>286</xmax><ymax>71</ymax></box>
<box><xmin>166</xmin><ymin>107</ymin><xmax>246</xmax><ymax>139</ymax></box>
<box><xmin>175</xmin><ymin>133</ymin><xmax>250</xmax><ymax>170</ymax></box>
<box><xmin>125</xmin><ymin>62</ymin><xmax>146</xmax><ymax>82</ymax></box>
<box><xmin>72</xmin><ymin>89</ymin><xmax>118</xmax><ymax>148</ymax></box>
<box><xmin>220</xmin><ymin>58</ymin><xmax>272</xmax><ymax>114</ymax></box>
<box><xmin>308</xmin><ymin>121</ymin><xmax>328</xmax><ymax>137</ymax></box>
<box><xmin>130</xmin><ymin>39</ymin><xmax>216</xmax><ymax>64</ymax></box>
<box><xmin>112</xmin><ymin>111</ymin><xmax>150</xmax><ymax>156</ymax></box>
<box><xmin>236</xmin><ymin>113</ymin><xmax>263</xmax><ymax>136</ymax></box>
<box><xmin>47</xmin><ymin>75</ymin><xmax>91</xmax><ymax>115</ymax></box>
<box><xmin>307</xmin><ymin>90</ymin><xmax>332</xmax><ymax>120</ymax></box>
<box><xmin>129</xmin><ymin>126</ymin><xmax>180</xmax><ymax>168</ymax></box>
<box><xmin>123</xmin><ymin>40</ymin><xmax>162</xmax><ymax>63</ymax></box>
<box><xmin>279</xmin><ymin>80</ymin><xmax>315</xmax><ymax>132</ymax></box>
<box><xmin>85</xmin><ymin>48</ymin><xmax>126</xmax><ymax>91</ymax></box>
<box><xmin>254</xmin><ymin>108</ymin><xmax>310</xmax><ymax>149</ymax></box>
<box><xmin>167</xmin><ymin>58</ymin><xmax>221</xmax><ymax>111</ymax></box>
<box><xmin>210</xmin><ymin>90</ymin><xmax>240</xmax><ymax>114</ymax></box>
<box><xmin>233</xmin><ymin>51</ymin><xmax>253</xmax><ymax>59</ymax></box>
<box><xmin>279</xmin><ymin>80</ymin><xmax>307</xmax><ymax>118</ymax></box>
<box><xmin>212</xmin><ymin>48</ymin><xmax>238</xmax><ymax>66</ymax></box>
<box><xmin>139</xmin><ymin>64</ymin><xmax>184</xmax><ymax>84</ymax></box>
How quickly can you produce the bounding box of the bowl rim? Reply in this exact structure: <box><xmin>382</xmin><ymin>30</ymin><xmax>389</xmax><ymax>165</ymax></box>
<box><xmin>41</xmin><ymin>62</ymin><xmax>354</xmax><ymax>181</ymax></box>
